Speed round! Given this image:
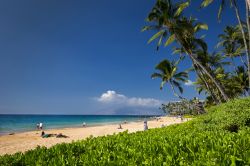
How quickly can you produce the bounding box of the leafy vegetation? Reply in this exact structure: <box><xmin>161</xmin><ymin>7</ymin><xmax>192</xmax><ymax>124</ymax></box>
<box><xmin>1</xmin><ymin>97</ymin><xmax>250</xmax><ymax>165</ymax></box>
<box><xmin>161</xmin><ymin>98</ymin><xmax>205</xmax><ymax>115</ymax></box>
<box><xmin>2</xmin><ymin>1</ymin><xmax>250</xmax><ymax>165</ymax></box>
<box><xmin>143</xmin><ymin>0</ymin><xmax>250</xmax><ymax>105</ymax></box>
<box><xmin>151</xmin><ymin>57</ymin><xmax>188</xmax><ymax>99</ymax></box>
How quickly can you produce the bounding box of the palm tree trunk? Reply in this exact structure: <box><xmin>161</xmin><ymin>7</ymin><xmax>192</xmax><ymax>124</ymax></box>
<box><xmin>214</xmin><ymin>87</ymin><xmax>223</xmax><ymax>103</ymax></box>
<box><xmin>247</xmin><ymin>0</ymin><xmax>250</xmax><ymax>10</ymax></box>
<box><xmin>246</xmin><ymin>1</ymin><xmax>250</xmax><ymax>53</ymax></box>
<box><xmin>246</xmin><ymin>0</ymin><xmax>250</xmax><ymax>94</ymax></box>
<box><xmin>233</xmin><ymin>1</ymin><xmax>250</xmax><ymax>90</ymax></box>
<box><xmin>239</xmin><ymin>55</ymin><xmax>248</xmax><ymax>68</ymax></box>
<box><xmin>197</xmin><ymin>68</ymin><xmax>220</xmax><ymax>104</ymax></box>
<box><xmin>189</xmin><ymin>54</ymin><xmax>229</xmax><ymax>101</ymax></box>
<box><xmin>192</xmin><ymin>62</ymin><xmax>220</xmax><ymax>104</ymax></box>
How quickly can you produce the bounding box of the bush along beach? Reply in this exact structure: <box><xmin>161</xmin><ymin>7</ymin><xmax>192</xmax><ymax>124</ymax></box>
<box><xmin>1</xmin><ymin>97</ymin><xmax>250</xmax><ymax>165</ymax></box>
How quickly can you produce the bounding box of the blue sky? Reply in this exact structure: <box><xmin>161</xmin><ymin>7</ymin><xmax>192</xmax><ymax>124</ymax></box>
<box><xmin>0</xmin><ymin>0</ymin><xmax>245</xmax><ymax>114</ymax></box>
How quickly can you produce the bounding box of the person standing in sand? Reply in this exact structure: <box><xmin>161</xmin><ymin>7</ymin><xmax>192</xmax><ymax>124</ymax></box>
<box><xmin>144</xmin><ymin>120</ymin><xmax>148</xmax><ymax>130</ymax></box>
<box><xmin>118</xmin><ymin>124</ymin><xmax>122</xmax><ymax>129</ymax></box>
<box><xmin>36</xmin><ymin>123</ymin><xmax>39</xmax><ymax>130</ymax></box>
<box><xmin>39</xmin><ymin>122</ymin><xmax>43</xmax><ymax>130</ymax></box>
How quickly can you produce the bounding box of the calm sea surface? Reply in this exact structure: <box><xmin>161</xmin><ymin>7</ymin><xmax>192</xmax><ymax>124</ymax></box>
<box><xmin>0</xmin><ymin>115</ymin><xmax>153</xmax><ymax>135</ymax></box>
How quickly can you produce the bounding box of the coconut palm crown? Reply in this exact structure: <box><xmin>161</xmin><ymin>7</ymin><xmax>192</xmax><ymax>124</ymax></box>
<box><xmin>151</xmin><ymin>58</ymin><xmax>188</xmax><ymax>99</ymax></box>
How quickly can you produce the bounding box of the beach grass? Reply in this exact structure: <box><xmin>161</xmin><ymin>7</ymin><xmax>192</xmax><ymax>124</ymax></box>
<box><xmin>1</xmin><ymin>97</ymin><xmax>250</xmax><ymax>165</ymax></box>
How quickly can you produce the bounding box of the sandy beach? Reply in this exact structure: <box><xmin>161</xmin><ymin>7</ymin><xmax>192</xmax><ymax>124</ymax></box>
<box><xmin>0</xmin><ymin>116</ymin><xmax>189</xmax><ymax>156</ymax></box>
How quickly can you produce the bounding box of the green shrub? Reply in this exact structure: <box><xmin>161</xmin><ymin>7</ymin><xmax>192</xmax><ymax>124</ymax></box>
<box><xmin>1</xmin><ymin>97</ymin><xmax>250</xmax><ymax>165</ymax></box>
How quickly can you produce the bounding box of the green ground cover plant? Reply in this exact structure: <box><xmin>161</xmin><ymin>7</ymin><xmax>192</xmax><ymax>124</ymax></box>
<box><xmin>1</xmin><ymin>97</ymin><xmax>250</xmax><ymax>165</ymax></box>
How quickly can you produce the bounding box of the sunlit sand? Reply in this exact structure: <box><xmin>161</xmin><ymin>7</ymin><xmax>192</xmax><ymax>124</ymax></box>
<box><xmin>0</xmin><ymin>116</ymin><xmax>189</xmax><ymax>155</ymax></box>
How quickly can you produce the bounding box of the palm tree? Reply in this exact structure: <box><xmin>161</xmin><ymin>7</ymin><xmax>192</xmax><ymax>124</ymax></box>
<box><xmin>195</xmin><ymin>62</ymin><xmax>249</xmax><ymax>102</ymax></box>
<box><xmin>151</xmin><ymin>58</ymin><xmax>188</xmax><ymax>99</ymax></box>
<box><xmin>143</xmin><ymin>0</ymin><xmax>229</xmax><ymax>101</ymax></box>
<box><xmin>196</xmin><ymin>67</ymin><xmax>240</xmax><ymax>102</ymax></box>
<box><xmin>195</xmin><ymin>72</ymin><xmax>222</xmax><ymax>104</ymax></box>
<box><xmin>201</xmin><ymin>0</ymin><xmax>250</xmax><ymax>91</ymax></box>
<box><xmin>194</xmin><ymin>50</ymin><xmax>231</xmax><ymax>103</ymax></box>
<box><xmin>196</xmin><ymin>50</ymin><xmax>231</xmax><ymax>70</ymax></box>
<box><xmin>217</xmin><ymin>26</ymin><xmax>247</xmax><ymax>69</ymax></box>
<box><xmin>234</xmin><ymin>66</ymin><xmax>249</xmax><ymax>95</ymax></box>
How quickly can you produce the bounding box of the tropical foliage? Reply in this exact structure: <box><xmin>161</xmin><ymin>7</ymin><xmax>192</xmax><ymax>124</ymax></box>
<box><xmin>161</xmin><ymin>98</ymin><xmax>205</xmax><ymax>115</ymax></box>
<box><xmin>151</xmin><ymin>58</ymin><xmax>188</xmax><ymax>99</ymax></box>
<box><xmin>143</xmin><ymin>0</ymin><xmax>250</xmax><ymax>105</ymax></box>
<box><xmin>200</xmin><ymin>0</ymin><xmax>250</xmax><ymax>89</ymax></box>
<box><xmin>1</xmin><ymin>97</ymin><xmax>250</xmax><ymax>165</ymax></box>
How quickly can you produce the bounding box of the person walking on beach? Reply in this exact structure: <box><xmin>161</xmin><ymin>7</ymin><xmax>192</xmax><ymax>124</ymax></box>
<box><xmin>144</xmin><ymin>120</ymin><xmax>148</xmax><ymax>131</ymax></box>
<box><xmin>181</xmin><ymin>115</ymin><xmax>183</xmax><ymax>122</ymax></box>
<box><xmin>118</xmin><ymin>124</ymin><xmax>122</xmax><ymax>129</ymax></box>
<box><xmin>39</xmin><ymin>122</ymin><xmax>43</xmax><ymax>130</ymax></box>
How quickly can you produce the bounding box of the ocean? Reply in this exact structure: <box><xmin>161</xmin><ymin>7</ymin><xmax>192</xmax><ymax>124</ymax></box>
<box><xmin>0</xmin><ymin>114</ymin><xmax>154</xmax><ymax>135</ymax></box>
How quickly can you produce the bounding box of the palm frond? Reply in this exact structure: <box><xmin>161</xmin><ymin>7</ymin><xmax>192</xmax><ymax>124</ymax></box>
<box><xmin>194</xmin><ymin>23</ymin><xmax>208</xmax><ymax>32</ymax></box>
<box><xmin>174</xmin><ymin>1</ymin><xmax>190</xmax><ymax>17</ymax></box>
<box><xmin>147</xmin><ymin>30</ymin><xmax>165</xmax><ymax>44</ymax></box>
<box><xmin>172</xmin><ymin>80</ymin><xmax>183</xmax><ymax>93</ymax></box>
<box><xmin>164</xmin><ymin>34</ymin><xmax>175</xmax><ymax>46</ymax></box>
<box><xmin>200</xmin><ymin>0</ymin><xmax>214</xmax><ymax>8</ymax></box>
<box><xmin>151</xmin><ymin>73</ymin><xmax>163</xmax><ymax>79</ymax></box>
<box><xmin>218</xmin><ymin>0</ymin><xmax>225</xmax><ymax>21</ymax></box>
<box><xmin>194</xmin><ymin>38</ymin><xmax>207</xmax><ymax>52</ymax></box>
<box><xmin>155</xmin><ymin>59</ymin><xmax>172</xmax><ymax>75</ymax></box>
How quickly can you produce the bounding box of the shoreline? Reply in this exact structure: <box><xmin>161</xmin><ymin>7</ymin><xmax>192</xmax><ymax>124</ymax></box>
<box><xmin>0</xmin><ymin>116</ymin><xmax>190</xmax><ymax>156</ymax></box>
<box><xmin>0</xmin><ymin>115</ymin><xmax>157</xmax><ymax>136</ymax></box>
<box><xmin>0</xmin><ymin>119</ymin><xmax>145</xmax><ymax>136</ymax></box>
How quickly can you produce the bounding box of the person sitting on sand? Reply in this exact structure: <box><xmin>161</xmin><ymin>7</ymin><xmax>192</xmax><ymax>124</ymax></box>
<box><xmin>41</xmin><ymin>131</ymin><xmax>45</xmax><ymax>137</ymax></box>
<box><xmin>41</xmin><ymin>131</ymin><xmax>58</xmax><ymax>138</ymax></box>
<box><xmin>82</xmin><ymin>122</ymin><xmax>86</xmax><ymax>127</ymax></box>
<box><xmin>56</xmin><ymin>133</ymin><xmax>69</xmax><ymax>138</ymax></box>
<box><xmin>118</xmin><ymin>124</ymin><xmax>122</xmax><ymax>129</ymax></box>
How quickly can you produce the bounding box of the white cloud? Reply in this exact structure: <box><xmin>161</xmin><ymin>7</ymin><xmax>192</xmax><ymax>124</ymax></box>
<box><xmin>97</xmin><ymin>90</ymin><xmax>126</xmax><ymax>103</ymax></box>
<box><xmin>184</xmin><ymin>80</ymin><xmax>194</xmax><ymax>86</ymax></box>
<box><xmin>96</xmin><ymin>90</ymin><xmax>162</xmax><ymax>108</ymax></box>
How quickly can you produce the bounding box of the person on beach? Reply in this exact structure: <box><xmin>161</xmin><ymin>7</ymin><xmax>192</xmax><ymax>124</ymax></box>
<box><xmin>82</xmin><ymin>122</ymin><xmax>86</xmax><ymax>127</ymax></box>
<box><xmin>56</xmin><ymin>133</ymin><xmax>68</xmax><ymax>138</ymax></box>
<box><xmin>41</xmin><ymin>131</ymin><xmax>65</xmax><ymax>138</ymax></box>
<box><xmin>144</xmin><ymin>120</ymin><xmax>148</xmax><ymax>131</ymax></box>
<box><xmin>36</xmin><ymin>123</ymin><xmax>39</xmax><ymax>130</ymax></box>
<box><xmin>39</xmin><ymin>122</ymin><xmax>43</xmax><ymax>130</ymax></box>
<box><xmin>118</xmin><ymin>124</ymin><xmax>122</xmax><ymax>129</ymax></box>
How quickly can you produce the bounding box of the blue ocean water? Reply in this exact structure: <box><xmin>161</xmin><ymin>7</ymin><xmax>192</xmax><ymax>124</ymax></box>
<box><xmin>0</xmin><ymin>115</ymin><xmax>153</xmax><ymax>135</ymax></box>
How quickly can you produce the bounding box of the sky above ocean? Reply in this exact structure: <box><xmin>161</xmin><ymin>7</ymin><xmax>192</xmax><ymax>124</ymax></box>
<box><xmin>0</xmin><ymin>0</ymin><xmax>245</xmax><ymax>115</ymax></box>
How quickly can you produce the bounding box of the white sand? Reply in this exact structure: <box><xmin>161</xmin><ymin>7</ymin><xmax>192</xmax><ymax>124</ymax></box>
<box><xmin>0</xmin><ymin>116</ymin><xmax>189</xmax><ymax>155</ymax></box>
